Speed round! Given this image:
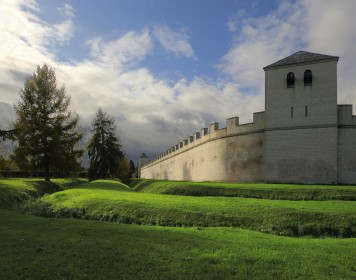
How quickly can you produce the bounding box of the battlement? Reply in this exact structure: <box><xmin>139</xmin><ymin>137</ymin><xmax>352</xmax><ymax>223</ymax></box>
<box><xmin>338</xmin><ymin>105</ymin><xmax>356</xmax><ymax>125</ymax></box>
<box><xmin>144</xmin><ymin>111</ymin><xmax>265</xmax><ymax>167</ymax></box>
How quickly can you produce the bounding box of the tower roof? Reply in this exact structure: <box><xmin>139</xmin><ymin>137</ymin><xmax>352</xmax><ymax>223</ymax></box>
<box><xmin>263</xmin><ymin>51</ymin><xmax>339</xmax><ymax>70</ymax></box>
<box><xmin>139</xmin><ymin>153</ymin><xmax>149</xmax><ymax>159</ymax></box>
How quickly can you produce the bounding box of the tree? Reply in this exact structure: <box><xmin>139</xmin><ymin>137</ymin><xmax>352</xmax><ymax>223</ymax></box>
<box><xmin>0</xmin><ymin>153</ymin><xmax>17</xmax><ymax>171</ymax></box>
<box><xmin>87</xmin><ymin>109</ymin><xmax>124</xmax><ymax>179</ymax></box>
<box><xmin>116</xmin><ymin>157</ymin><xmax>130</xmax><ymax>179</ymax></box>
<box><xmin>0</xmin><ymin>129</ymin><xmax>17</xmax><ymax>171</ymax></box>
<box><xmin>13</xmin><ymin>64</ymin><xmax>83</xmax><ymax>181</ymax></box>
<box><xmin>0</xmin><ymin>129</ymin><xmax>16</xmax><ymax>141</ymax></box>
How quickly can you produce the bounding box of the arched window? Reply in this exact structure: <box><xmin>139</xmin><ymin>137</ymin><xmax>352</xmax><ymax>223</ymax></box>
<box><xmin>304</xmin><ymin>70</ymin><xmax>312</xmax><ymax>86</ymax></box>
<box><xmin>287</xmin><ymin>72</ymin><xmax>295</xmax><ymax>88</ymax></box>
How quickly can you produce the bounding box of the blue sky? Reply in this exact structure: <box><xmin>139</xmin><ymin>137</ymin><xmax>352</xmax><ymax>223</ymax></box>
<box><xmin>1</xmin><ymin>0</ymin><xmax>356</xmax><ymax>162</ymax></box>
<box><xmin>35</xmin><ymin>0</ymin><xmax>279</xmax><ymax>79</ymax></box>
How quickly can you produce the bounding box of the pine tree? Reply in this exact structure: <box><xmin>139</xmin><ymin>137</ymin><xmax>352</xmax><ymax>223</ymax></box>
<box><xmin>0</xmin><ymin>129</ymin><xmax>16</xmax><ymax>141</ymax></box>
<box><xmin>13</xmin><ymin>64</ymin><xmax>83</xmax><ymax>181</ymax></box>
<box><xmin>87</xmin><ymin>109</ymin><xmax>124</xmax><ymax>179</ymax></box>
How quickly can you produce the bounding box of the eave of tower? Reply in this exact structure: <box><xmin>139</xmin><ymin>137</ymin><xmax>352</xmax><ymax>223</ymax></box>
<box><xmin>263</xmin><ymin>51</ymin><xmax>339</xmax><ymax>70</ymax></box>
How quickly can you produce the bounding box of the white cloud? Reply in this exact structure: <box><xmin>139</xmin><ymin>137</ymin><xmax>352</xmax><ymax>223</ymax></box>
<box><xmin>153</xmin><ymin>24</ymin><xmax>196</xmax><ymax>59</ymax></box>
<box><xmin>0</xmin><ymin>0</ymin><xmax>75</xmax><ymax>68</ymax></box>
<box><xmin>301</xmin><ymin>0</ymin><xmax>356</xmax><ymax>105</ymax></box>
<box><xmin>60</xmin><ymin>3</ymin><xmax>74</xmax><ymax>18</ymax></box>
<box><xmin>227</xmin><ymin>9</ymin><xmax>246</xmax><ymax>32</ymax></box>
<box><xmin>53</xmin><ymin>3</ymin><xmax>75</xmax><ymax>45</ymax></box>
<box><xmin>219</xmin><ymin>0</ymin><xmax>356</xmax><ymax>111</ymax></box>
<box><xmin>219</xmin><ymin>0</ymin><xmax>305</xmax><ymax>94</ymax></box>
<box><xmin>1</xmin><ymin>0</ymin><xmax>356</xmax><ymax>162</ymax></box>
<box><xmin>86</xmin><ymin>29</ymin><xmax>153</xmax><ymax>72</ymax></box>
<box><xmin>0</xmin><ymin>1</ymin><xmax>52</xmax><ymax>61</ymax></box>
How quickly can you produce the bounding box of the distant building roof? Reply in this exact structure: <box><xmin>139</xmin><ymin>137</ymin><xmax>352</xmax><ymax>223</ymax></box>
<box><xmin>264</xmin><ymin>51</ymin><xmax>339</xmax><ymax>70</ymax></box>
<box><xmin>139</xmin><ymin>153</ymin><xmax>149</xmax><ymax>158</ymax></box>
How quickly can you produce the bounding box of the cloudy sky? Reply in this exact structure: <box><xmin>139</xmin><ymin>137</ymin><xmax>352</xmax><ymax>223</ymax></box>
<box><xmin>1</xmin><ymin>0</ymin><xmax>356</xmax><ymax>162</ymax></box>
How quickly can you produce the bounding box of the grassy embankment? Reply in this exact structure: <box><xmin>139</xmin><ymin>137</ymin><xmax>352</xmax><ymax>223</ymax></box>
<box><xmin>0</xmin><ymin>178</ymin><xmax>86</xmax><ymax>209</ymax></box>
<box><xmin>24</xmin><ymin>179</ymin><xmax>356</xmax><ymax>237</ymax></box>
<box><xmin>0</xmin><ymin>178</ymin><xmax>355</xmax><ymax>279</ymax></box>
<box><xmin>129</xmin><ymin>179</ymin><xmax>356</xmax><ymax>200</ymax></box>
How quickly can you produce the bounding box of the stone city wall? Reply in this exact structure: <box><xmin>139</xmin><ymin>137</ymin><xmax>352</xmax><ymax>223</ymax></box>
<box><xmin>337</xmin><ymin>105</ymin><xmax>356</xmax><ymax>184</ymax></box>
<box><xmin>140</xmin><ymin>112</ymin><xmax>265</xmax><ymax>182</ymax></box>
<box><xmin>264</xmin><ymin>126</ymin><xmax>338</xmax><ymax>184</ymax></box>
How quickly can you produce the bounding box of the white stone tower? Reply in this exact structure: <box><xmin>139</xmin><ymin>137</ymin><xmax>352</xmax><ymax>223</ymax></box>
<box><xmin>263</xmin><ymin>51</ymin><xmax>339</xmax><ymax>184</ymax></box>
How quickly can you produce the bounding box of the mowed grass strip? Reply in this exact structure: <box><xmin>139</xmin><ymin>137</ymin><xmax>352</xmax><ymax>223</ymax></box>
<box><xmin>0</xmin><ymin>178</ymin><xmax>87</xmax><ymax>208</ymax></box>
<box><xmin>27</xmin><ymin>180</ymin><xmax>356</xmax><ymax>237</ymax></box>
<box><xmin>129</xmin><ymin>179</ymin><xmax>356</xmax><ymax>201</ymax></box>
<box><xmin>0</xmin><ymin>209</ymin><xmax>355</xmax><ymax>280</ymax></box>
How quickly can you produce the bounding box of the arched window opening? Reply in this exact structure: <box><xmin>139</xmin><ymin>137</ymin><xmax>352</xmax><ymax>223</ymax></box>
<box><xmin>287</xmin><ymin>72</ymin><xmax>295</xmax><ymax>88</ymax></box>
<box><xmin>304</xmin><ymin>70</ymin><xmax>312</xmax><ymax>86</ymax></box>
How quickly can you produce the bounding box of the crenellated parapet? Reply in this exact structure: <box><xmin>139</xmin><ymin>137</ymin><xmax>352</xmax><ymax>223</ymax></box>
<box><xmin>143</xmin><ymin>111</ymin><xmax>265</xmax><ymax>167</ymax></box>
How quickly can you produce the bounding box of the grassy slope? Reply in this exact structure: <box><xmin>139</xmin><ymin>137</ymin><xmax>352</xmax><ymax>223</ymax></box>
<box><xmin>1</xmin><ymin>209</ymin><xmax>355</xmax><ymax>280</ymax></box>
<box><xmin>129</xmin><ymin>179</ymin><xmax>356</xmax><ymax>200</ymax></box>
<box><xmin>0</xmin><ymin>178</ymin><xmax>87</xmax><ymax>208</ymax></box>
<box><xmin>29</xmin><ymin>180</ymin><xmax>356</xmax><ymax>237</ymax></box>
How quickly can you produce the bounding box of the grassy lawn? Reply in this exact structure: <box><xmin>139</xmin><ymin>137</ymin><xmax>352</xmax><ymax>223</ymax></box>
<box><xmin>0</xmin><ymin>178</ymin><xmax>355</xmax><ymax>279</ymax></box>
<box><xmin>1</xmin><ymin>209</ymin><xmax>355</xmax><ymax>279</ymax></box>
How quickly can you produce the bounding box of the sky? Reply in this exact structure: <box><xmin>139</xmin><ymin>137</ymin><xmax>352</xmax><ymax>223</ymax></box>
<box><xmin>1</xmin><ymin>0</ymin><xmax>356</xmax><ymax>163</ymax></box>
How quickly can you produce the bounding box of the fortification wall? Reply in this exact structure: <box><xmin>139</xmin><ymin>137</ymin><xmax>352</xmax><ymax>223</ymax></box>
<box><xmin>337</xmin><ymin>105</ymin><xmax>356</xmax><ymax>184</ymax></box>
<box><xmin>141</xmin><ymin>112</ymin><xmax>265</xmax><ymax>182</ymax></box>
<box><xmin>265</xmin><ymin>127</ymin><xmax>338</xmax><ymax>184</ymax></box>
<box><xmin>141</xmin><ymin>54</ymin><xmax>356</xmax><ymax>184</ymax></box>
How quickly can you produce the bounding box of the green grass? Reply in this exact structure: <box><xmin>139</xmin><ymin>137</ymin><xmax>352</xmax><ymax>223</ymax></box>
<box><xmin>26</xmin><ymin>180</ymin><xmax>356</xmax><ymax>237</ymax></box>
<box><xmin>129</xmin><ymin>179</ymin><xmax>356</xmax><ymax>200</ymax></box>
<box><xmin>0</xmin><ymin>178</ymin><xmax>87</xmax><ymax>209</ymax></box>
<box><xmin>1</xmin><ymin>178</ymin><xmax>356</xmax><ymax>279</ymax></box>
<box><xmin>1</xmin><ymin>209</ymin><xmax>355</xmax><ymax>280</ymax></box>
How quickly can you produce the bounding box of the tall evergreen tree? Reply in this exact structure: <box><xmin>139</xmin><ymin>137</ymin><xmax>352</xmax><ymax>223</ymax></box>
<box><xmin>13</xmin><ymin>64</ymin><xmax>83</xmax><ymax>181</ymax></box>
<box><xmin>0</xmin><ymin>129</ymin><xmax>16</xmax><ymax>141</ymax></box>
<box><xmin>87</xmin><ymin>109</ymin><xmax>124</xmax><ymax>179</ymax></box>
